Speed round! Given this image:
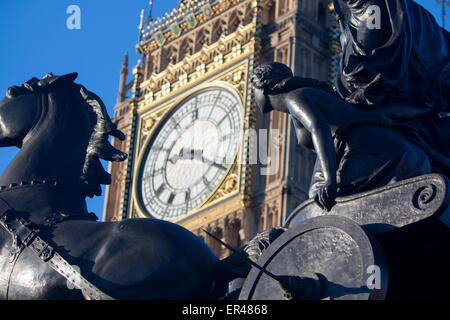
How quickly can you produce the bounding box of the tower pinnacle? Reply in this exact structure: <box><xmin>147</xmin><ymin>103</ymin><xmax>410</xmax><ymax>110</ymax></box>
<box><xmin>117</xmin><ymin>51</ymin><xmax>129</xmax><ymax>103</ymax></box>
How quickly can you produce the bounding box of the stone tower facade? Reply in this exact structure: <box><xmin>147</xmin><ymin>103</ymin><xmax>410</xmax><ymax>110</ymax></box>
<box><xmin>103</xmin><ymin>0</ymin><xmax>336</xmax><ymax>258</ymax></box>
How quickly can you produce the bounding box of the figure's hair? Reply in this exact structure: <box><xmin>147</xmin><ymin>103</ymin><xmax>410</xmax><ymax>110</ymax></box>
<box><xmin>250</xmin><ymin>62</ymin><xmax>293</xmax><ymax>94</ymax></box>
<box><xmin>6</xmin><ymin>73</ymin><xmax>127</xmax><ymax>197</ymax></box>
<box><xmin>250</xmin><ymin>62</ymin><xmax>337</xmax><ymax>96</ymax></box>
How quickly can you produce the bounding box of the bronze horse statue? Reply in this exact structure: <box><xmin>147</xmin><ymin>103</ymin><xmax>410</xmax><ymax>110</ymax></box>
<box><xmin>0</xmin><ymin>73</ymin><xmax>270</xmax><ymax>300</ymax></box>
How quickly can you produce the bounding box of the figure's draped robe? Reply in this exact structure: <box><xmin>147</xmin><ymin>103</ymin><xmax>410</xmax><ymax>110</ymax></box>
<box><xmin>310</xmin><ymin>0</ymin><xmax>450</xmax><ymax>197</ymax></box>
<box><xmin>336</xmin><ymin>0</ymin><xmax>450</xmax><ymax>109</ymax></box>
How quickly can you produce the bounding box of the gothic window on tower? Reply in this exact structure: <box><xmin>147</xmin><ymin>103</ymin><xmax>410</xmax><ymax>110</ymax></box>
<box><xmin>300</xmin><ymin>0</ymin><xmax>307</xmax><ymax>12</ymax></box>
<box><xmin>181</xmin><ymin>38</ymin><xmax>194</xmax><ymax>60</ymax></box>
<box><xmin>145</xmin><ymin>54</ymin><xmax>153</xmax><ymax>79</ymax></box>
<box><xmin>261</xmin><ymin>0</ymin><xmax>275</xmax><ymax>25</ymax></box>
<box><xmin>208</xmin><ymin>226</ymin><xmax>223</xmax><ymax>257</ymax></box>
<box><xmin>257</xmin><ymin>210</ymin><xmax>264</xmax><ymax>233</ymax></box>
<box><xmin>318</xmin><ymin>2</ymin><xmax>327</xmax><ymax>25</ymax></box>
<box><xmin>266</xmin><ymin>207</ymin><xmax>274</xmax><ymax>228</ymax></box>
<box><xmin>275</xmin><ymin>45</ymin><xmax>289</xmax><ymax>65</ymax></box>
<box><xmin>161</xmin><ymin>46</ymin><xmax>176</xmax><ymax>70</ymax></box>
<box><xmin>313</xmin><ymin>54</ymin><xmax>325</xmax><ymax>80</ymax></box>
<box><xmin>212</xmin><ymin>20</ymin><xmax>221</xmax><ymax>43</ymax></box>
<box><xmin>195</xmin><ymin>28</ymin><xmax>209</xmax><ymax>52</ymax></box>
<box><xmin>151</xmin><ymin>52</ymin><xmax>160</xmax><ymax>74</ymax></box>
<box><xmin>228</xmin><ymin>11</ymin><xmax>239</xmax><ymax>34</ymax></box>
<box><xmin>301</xmin><ymin>48</ymin><xmax>312</xmax><ymax>77</ymax></box>
<box><xmin>277</xmin><ymin>0</ymin><xmax>291</xmax><ymax>17</ymax></box>
<box><xmin>212</xmin><ymin>19</ymin><xmax>227</xmax><ymax>43</ymax></box>
<box><xmin>226</xmin><ymin>218</ymin><xmax>241</xmax><ymax>251</ymax></box>
<box><xmin>301</xmin><ymin>0</ymin><xmax>314</xmax><ymax>15</ymax></box>
<box><xmin>169</xmin><ymin>53</ymin><xmax>177</xmax><ymax>65</ymax></box>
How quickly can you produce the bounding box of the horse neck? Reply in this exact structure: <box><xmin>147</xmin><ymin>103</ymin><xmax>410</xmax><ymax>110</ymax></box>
<box><xmin>0</xmin><ymin>186</ymin><xmax>88</xmax><ymax>224</ymax></box>
<box><xmin>0</xmin><ymin>91</ymin><xmax>89</xmax><ymax>221</ymax></box>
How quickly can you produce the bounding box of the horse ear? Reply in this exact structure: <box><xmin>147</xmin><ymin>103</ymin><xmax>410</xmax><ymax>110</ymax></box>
<box><xmin>41</xmin><ymin>73</ymin><xmax>54</xmax><ymax>80</ymax></box>
<box><xmin>42</xmin><ymin>72</ymin><xmax>78</xmax><ymax>88</ymax></box>
<box><xmin>53</xmin><ymin>72</ymin><xmax>78</xmax><ymax>84</ymax></box>
<box><xmin>6</xmin><ymin>86</ymin><xmax>21</xmax><ymax>98</ymax></box>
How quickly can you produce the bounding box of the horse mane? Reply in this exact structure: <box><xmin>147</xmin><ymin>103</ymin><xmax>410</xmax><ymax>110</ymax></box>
<box><xmin>6</xmin><ymin>73</ymin><xmax>127</xmax><ymax>198</ymax></box>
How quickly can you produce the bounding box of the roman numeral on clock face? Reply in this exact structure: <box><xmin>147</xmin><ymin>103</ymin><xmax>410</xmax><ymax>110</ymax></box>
<box><xmin>167</xmin><ymin>192</ymin><xmax>175</xmax><ymax>204</ymax></box>
<box><xmin>155</xmin><ymin>184</ymin><xmax>165</xmax><ymax>197</ymax></box>
<box><xmin>202</xmin><ymin>177</ymin><xmax>213</xmax><ymax>192</ymax></box>
<box><xmin>192</xmin><ymin>109</ymin><xmax>198</xmax><ymax>121</ymax></box>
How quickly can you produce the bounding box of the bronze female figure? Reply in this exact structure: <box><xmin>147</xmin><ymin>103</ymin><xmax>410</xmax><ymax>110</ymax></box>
<box><xmin>251</xmin><ymin>62</ymin><xmax>431</xmax><ymax>210</ymax></box>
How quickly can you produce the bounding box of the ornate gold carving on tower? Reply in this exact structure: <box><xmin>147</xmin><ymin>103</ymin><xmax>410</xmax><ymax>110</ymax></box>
<box><xmin>207</xmin><ymin>162</ymin><xmax>239</xmax><ymax>203</ymax></box>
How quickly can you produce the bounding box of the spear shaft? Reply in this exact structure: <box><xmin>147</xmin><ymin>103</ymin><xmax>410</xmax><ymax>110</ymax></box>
<box><xmin>201</xmin><ymin>229</ymin><xmax>283</xmax><ymax>282</ymax></box>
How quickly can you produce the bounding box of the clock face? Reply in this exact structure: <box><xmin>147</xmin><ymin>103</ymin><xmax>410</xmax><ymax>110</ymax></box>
<box><xmin>138</xmin><ymin>87</ymin><xmax>242</xmax><ymax>221</ymax></box>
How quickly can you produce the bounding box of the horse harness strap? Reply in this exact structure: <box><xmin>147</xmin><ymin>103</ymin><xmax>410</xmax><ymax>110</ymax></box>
<box><xmin>0</xmin><ymin>198</ymin><xmax>115</xmax><ymax>300</ymax></box>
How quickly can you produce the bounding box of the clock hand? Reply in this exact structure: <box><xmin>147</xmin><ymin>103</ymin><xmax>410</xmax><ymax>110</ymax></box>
<box><xmin>178</xmin><ymin>148</ymin><xmax>227</xmax><ymax>170</ymax></box>
<box><xmin>186</xmin><ymin>148</ymin><xmax>204</xmax><ymax>160</ymax></box>
<box><xmin>168</xmin><ymin>147</ymin><xmax>203</xmax><ymax>164</ymax></box>
<box><xmin>168</xmin><ymin>154</ymin><xmax>180</xmax><ymax>164</ymax></box>
<box><xmin>180</xmin><ymin>148</ymin><xmax>203</xmax><ymax>161</ymax></box>
<box><xmin>201</xmin><ymin>157</ymin><xmax>228</xmax><ymax>171</ymax></box>
<box><xmin>170</xmin><ymin>148</ymin><xmax>226</xmax><ymax>171</ymax></box>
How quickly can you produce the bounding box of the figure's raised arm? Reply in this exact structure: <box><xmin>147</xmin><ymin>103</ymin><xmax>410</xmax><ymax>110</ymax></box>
<box><xmin>250</xmin><ymin>62</ymin><xmax>357</xmax><ymax>210</ymax></box>
<box><xmin>285</xmin><ymin>88</ymin><xmax>340</xmax><ymax>211</ymax></box>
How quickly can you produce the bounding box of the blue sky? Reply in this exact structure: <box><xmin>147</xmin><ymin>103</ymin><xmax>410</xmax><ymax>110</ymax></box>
<box><xmin>0</xmin><ymin>0</ymin><xmax>448</xmax><ymax>220</ymax></box>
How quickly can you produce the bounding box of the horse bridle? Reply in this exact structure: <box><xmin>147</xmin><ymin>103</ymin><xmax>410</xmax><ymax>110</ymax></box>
<box><xmin>0</xmin><ymin>196</ymin><xmax>115</xmax><ymax>300</ymax></box>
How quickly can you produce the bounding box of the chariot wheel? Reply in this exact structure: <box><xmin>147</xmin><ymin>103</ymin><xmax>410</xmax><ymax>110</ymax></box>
<box><xmin>239</xmin><ymin>215</ymin><xmax>388</xmax><ymax>300</ymax></box>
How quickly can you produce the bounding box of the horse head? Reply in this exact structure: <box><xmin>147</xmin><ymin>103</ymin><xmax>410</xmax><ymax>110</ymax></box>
<box><xmin>0</xmin><ymin>73</ymin><xmax>127</xmax><ymax>198</ymax></box>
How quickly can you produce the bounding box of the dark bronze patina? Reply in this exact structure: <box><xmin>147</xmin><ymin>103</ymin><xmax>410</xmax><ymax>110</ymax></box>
<box><xmin>0</xmin><ymin>73</ymin><xmax>274</xmax><ymax>299</ymax></box>
<box><xmin>1</xmin><ymin>0</ymin><xmax>449</xmax><ymax>300</ymax></box>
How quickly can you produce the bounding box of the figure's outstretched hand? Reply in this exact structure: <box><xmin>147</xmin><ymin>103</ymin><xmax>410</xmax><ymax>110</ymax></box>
<box><xmin>314</xmin><ymin>181</ymin><xmax>337</xmax><ymax>211</ymax></box>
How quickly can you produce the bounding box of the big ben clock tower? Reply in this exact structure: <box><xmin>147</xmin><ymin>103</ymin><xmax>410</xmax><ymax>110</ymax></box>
<box><xmin>103</xmin><ymin>0</ymin><xmax>335</xmax><ymax>258</ymax></box>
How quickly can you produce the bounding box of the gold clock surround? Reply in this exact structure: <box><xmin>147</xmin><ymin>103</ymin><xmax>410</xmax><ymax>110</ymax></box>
<box><xmin>131</xmin><ymin>73</ymin><xmax>249</xmax><ymax>229</ymax></box>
